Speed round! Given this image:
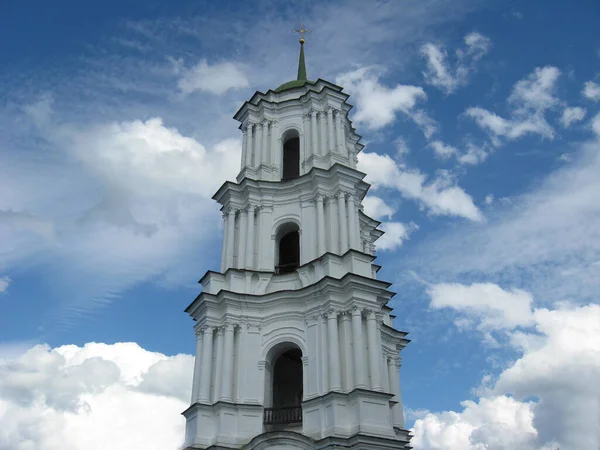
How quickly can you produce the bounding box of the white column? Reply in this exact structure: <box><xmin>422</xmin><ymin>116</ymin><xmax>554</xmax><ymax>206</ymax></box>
<box><xmin>260</xmin><ymin>121</ymin><xmax>269</xmax><ymax>168</ymax></box>
<box><xmin>341</xmin><ymin>312</ymin><xmax>354</xmax><ymax>390</ymax></box>
<box><xmin>352</xmin><ymin>307</ymin><xmax>367</xmax><ymax>388</ymax></box>
<box><xmin>319</xmin><ymin>111</ymin><xmax>327</xmax><ymax>156</ymax></box>
<box><xmin>213</xmin><ymin>327</ymin><xmax>224</xmax><ymax>401</ymax></box>
<box><xmin>245</xmin><ymin>124</ymin><xmax>253</xmax><ymax>167</ymax></box>
<box><xmin>310</xmin><ymin>110</ymin><xmax>318</xmax><ymax>157</ymax></box>
<box><xmin>327</xmin><ymin>108</ymin><xmax>335</xmax><ymax>154</ymax></box>
<box><xmin>320</xmin><ymin>314</ymin><xmax>329</xmax><ymax>393</ymax></box>
<box><xmin>191</xmin><ymin>329</ymin><xmax>204</xmax><ymax>403</ymax></box>
<box><xmin>316</xmin><ymin>195</ymin><xmax>326</xmax><ymax>256</ymax></box>
<box><xmin>245</xmin><ymin>206</ymin><xmax>255</xmax><ymax>269</ymax></box>
<box><xmin>355</xmin><ymin>201</ymin><xmax>362</xmax><ymax>251</ymax></box>
<box><xmin>198</xmin><ymin>327</ymin><xmax>214</xmax><ymax>403</ymax></box>
<box><xmin>302</xmin><ymin>114</ymin><xmax>310</xmax><ymax>162</ymax></box>
<box><xmin>255</xmin><ymin>122</ymin><xmax>263</xmax><ymax>168</ymax></box>
<box><xmin>366</xmin><ymin>310</ymin><xmax>383</xmax><ymax>391</ymax></box>
<box><xmin>220</xmin><ymin>323</ymin><xmax>235</xmax><ymax>401</ymax></box>
<box><xmin>338</xmin><ymin>191</ymin><xmax>348</xmax><ymax>253</ymax></box>
<box><xmin>225</xmin><ymin>209</ymin><xmax>235</xmax><ymax>270</ymax></box>
<box><xmin>347</xmin><ymin>194</ymin><xmax>359</xmax><ymax>250</ymax></box>
<box><xmin>327</xmin><ymin>310</ymin><xmax>342</xmax><ymax>391</ymax></box>
<box><xmin>270</xmin><ymin>121</ymin><xmax>278</xmax><ymax>175</ymax></box>
<box><xmin>388</xmin><ymin>357</ymin><xmax>405</xmax><ymax>428</ymax></box>
<box><xmin>241</xmin><ymin>127</ymin><xmax>247</xmax><ymax>170</ymax></box>
<box><xmin>220</xmin><ymin>211</ymin><xmax>229</xmax><ymax>272</ymax></box>
<box><xmin>328</xmin><ymin>195</ymin><xmax>339</xmax><ymax>254</ymax></box>
<box><xmin>257</xmin><ymin>206</ymin><xmax>272</xmax><ymax>271</ymax></box>
<box><xmin>237</xmin><ymin>208</ymin><xmax>248</xmax><ymax>268</ymax></box>
<box><xmin>335</xmin><ymin>109</ymin><xmax>346</xmax><ymax>156</ymax></box>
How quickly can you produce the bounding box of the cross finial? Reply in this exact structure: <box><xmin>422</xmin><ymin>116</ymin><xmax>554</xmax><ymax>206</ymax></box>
<box><xmin>293</xmin><ymin>24</ymin><xmax>311</xmax><ymax>43</ymax></box>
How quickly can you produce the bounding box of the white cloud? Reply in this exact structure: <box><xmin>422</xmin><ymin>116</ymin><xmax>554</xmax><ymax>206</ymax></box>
<box><xmin>466</xmin><ymin>66</ymin><xmax>561</xmax><ymax>145</ymax></box>
<box><xmin>0</xmin><ymin>99</ymin><xmax>242</xmax><ymax>322</ymax></box>
<box><xmin>428</xmin><ymin>282</ymin><xmax>535</xmax><ymax>331</ymax></box>
<box><xmin>336</xmin><ymin>66</ymin><xmax>437</xmax><ymax>137</ymax></box>
<box><xmin>430</xmin><ymin>140</ymin><xmax>458</xmax><ymax>159</ymax></box>
<box><xmin>394</xmin><ymin>136</ymin><xmax>410</xmax><ymax>158</ymax></box>
<box><xmin>430</xmin><ymin>140</ymin><xmax>488</xmax><ymax>165</ymax></box>
<box><xmin>421</xmin><ymin>32</ymin><xmax>491</xmax><ymax>94</ymax></box>
<box><xmin>412</xmin><ymin>396</ymin><xmax>538</xmax><ymax>450</ymax></box>
<box><xmin>560</xmin><ymin>106</ymin><xmax>586</xmax><ymax>127</ymax></box>
<box><xmin>484</xmin><ymin>194</ymin><xmax>494</xmax><ymax>205</ymax></box>
<box><xmin>0</xmin><ymin>276</ymin><xmax>10</xmax><ymax>293</ymax></box>
<box><xmin>65</xmin><ymin>116</ymin><xmax>239</xmax><ymax>199</ymax></box>
<box><xmin>582</xmin><ymin>80</ymin><xmax>600</xmax><ymax>102</ymax></box>
<box><xmin>362</xmin><ymin>195</ymin><xmax>395</xmax><ymax>220</ymax></box>
<box><xmin>413</xmin><ymin>296</ymin><xmax>600</xmax><ymax>450</ymax></box>
<box><xmin>457</xmin><ymin>143</ymin><xmax>488</xmax><ymax>165</ymax></box>
<box><xmin>395</xmin><ymin>133</ymin><xmax>600</xmax><ymax>311</ymax></box>
<box><xmin>592</xmin><ymin>111</ymin><xmax>600</xmax><ymax>137</ymax></box>
<box><xmin>378</xmin><ymin>221</ymin><xmax>418</xmax><ymax>252</ymax></box>
<box><xmin>176</xmin><ymin>59</ymin><xmax>249</xmax><ymax>95</ymax></box>
<box><xmin>358</xmin><ymin>151</ymin><xmax>483</xmax><ymax>222</ymax></box>
<box><xmin>0</xmin><ymin>342</ymin><xmax>193</xmax><ymax>450</ymax></box>
<box><xmin>362</xmin><ymin>196</ymin><xmax>417</xmax><ymax>251</ymax></box>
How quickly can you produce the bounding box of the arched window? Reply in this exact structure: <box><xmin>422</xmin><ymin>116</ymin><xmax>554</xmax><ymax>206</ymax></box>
<box><xmin>282</xmin><ymin>131</ymin><xmax>300</xmax><ymax>180</ymax></box>
<box><xmin>275</xmin><ymin>222</ymin><xmax>300</xmax><ymax>274</ymax></box>
<box><xmin>272</xmin><ymin>349</ymin><xmax>303</xmax><ymax>409</ymax></box>
<box><xmin>263</xmin><ymin>343</ymin><xmax>303</xmax><ymax>426</ymax></box>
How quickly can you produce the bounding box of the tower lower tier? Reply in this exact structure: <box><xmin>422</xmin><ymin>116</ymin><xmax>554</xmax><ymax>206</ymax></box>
<box><xmin>183</xmin><ymin>270</ymin><xmax>410</xmax><ymax>449</ymax></box>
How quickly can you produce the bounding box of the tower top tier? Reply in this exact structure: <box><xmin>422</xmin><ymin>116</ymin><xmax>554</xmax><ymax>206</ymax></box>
<box><xmin>233</xmin><ymin>39</ymin><xmax>365</xmax><ymax>183</ymax></box>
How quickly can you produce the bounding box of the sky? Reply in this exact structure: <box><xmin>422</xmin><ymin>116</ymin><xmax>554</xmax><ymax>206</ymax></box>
<box><xmin>1</xmin><ymin>0</ymin><xmax>599</xmax><ymax>449</ymax></box>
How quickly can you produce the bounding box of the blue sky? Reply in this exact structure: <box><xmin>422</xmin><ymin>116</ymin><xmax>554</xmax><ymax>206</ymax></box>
<box><xmin>1</xmin><ymin>1</ymin><xmax>600</xmax><ymax>449</ymax></box>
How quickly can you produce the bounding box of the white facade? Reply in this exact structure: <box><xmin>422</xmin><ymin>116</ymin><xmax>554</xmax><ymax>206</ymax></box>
<box><xmin>182</xmin><ymin>76</ymin><xmax>411</xmax><ymax>449</ymax></box>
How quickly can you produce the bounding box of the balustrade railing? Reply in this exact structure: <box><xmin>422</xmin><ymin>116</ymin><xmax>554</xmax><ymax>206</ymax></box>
<box><xmin>263</xmin><ymin>406</ymin><xmax>302</xmax><ymax>424</ymax></box>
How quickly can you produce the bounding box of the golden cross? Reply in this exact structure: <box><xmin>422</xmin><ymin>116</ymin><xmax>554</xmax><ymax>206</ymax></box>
<box><xmin>293</xmin><ymin>24</ymin><xmax>311</xmax><ymax>43</ymax></box>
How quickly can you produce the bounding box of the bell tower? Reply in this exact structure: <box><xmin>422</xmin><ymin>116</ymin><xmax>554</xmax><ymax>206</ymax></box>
<box><xmin>182</xmin><ymin>29</ymin><xmax>412</xmax><ymax>450</ymax></box>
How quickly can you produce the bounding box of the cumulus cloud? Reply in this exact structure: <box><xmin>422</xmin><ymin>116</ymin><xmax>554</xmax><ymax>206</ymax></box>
<box><xmin>428</xmin><ymin>282</ymin><xmax>535</xmax><ymax>331</ymax></box>
<box><xmin>466</xmin><ymin>66</ymin><xmax>561</xmax><ymax>145</ymax></box>
<box><xmin>560</xmin><ymin>106</ymin><xmax>586</xmax><ymax>127</ymax></box>
<box><xmin>377</xmin><ymin>221</ymin><xmax>418</xmax><ymax>251</ymax></box>
<box><xmin>1</xmin><ymin>98</ymin><xmax>241</xmax><ymax>322</ymax></box>
<box><xmin>362</xmin><ymin>196</ymin><xmax>417</xmax><ymax>251</ymax></box>
<box><xmin>0</xmin><ymin>342</ymin><xmax>193</xmax><ymax>450</ymax></box>
<box><xmin>176</xmin><ymin>59</ymin><xmax>249</xmax><ymax>95</ymax></box>
<box><xmin>336</xmin><ymin>66</ymin><xmax>437</xmax><ymax>137</ymax></box>
<box><xmin>421</xmin><ymin>32</ymin><xmax>491</xmax><ymax>94</ymax></box>
<box><xmin>0</xmin><ymin>276</ymin><xmax>10</xmax><ymax>293</ymax></box>
<box><xmin>582</xmin><ymin>80</ymin><xmax>600</xmax><ymax>102</ymax></box>
<box><xmin>358</xmin><ymin>151</ymin><xmax>483</xmax><ymax>222</ymax></box>
<box><xmin>412</xmin><ymin>396</ymin><xmax>538</xmax><ymax>449</ymax></box>
<box><xmin>362</xmin><ymin>195</ymin><xmax>396</xmax><ymax>220</ymax></box>
<box><xmin>413</xmin><ymin>293</ymin><xmax>600</xmax><ymax>450</ymax></box>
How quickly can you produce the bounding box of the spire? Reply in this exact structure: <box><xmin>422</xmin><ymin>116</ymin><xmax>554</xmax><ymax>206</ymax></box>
<box><xmin>297</xmin><ymin>39</ymin><xmax>307</xmax><ymax>81</ymax></box>
<box><xmin>293</xmin><ymin>24</ymin><xmax>311</xmax><ymax>81</ymax></box>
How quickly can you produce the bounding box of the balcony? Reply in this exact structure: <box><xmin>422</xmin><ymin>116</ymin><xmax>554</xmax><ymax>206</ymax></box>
<box><xmin>263</xmin><ymin>406</ymin><xmax>302</xmax><ymax>425</ymax></box>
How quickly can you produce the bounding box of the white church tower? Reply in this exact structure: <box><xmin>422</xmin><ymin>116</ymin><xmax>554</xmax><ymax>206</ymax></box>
<box><xmin>182</xmin><ymin>28</ymin><xmax>412</xmax><ymax>450</ymax></box>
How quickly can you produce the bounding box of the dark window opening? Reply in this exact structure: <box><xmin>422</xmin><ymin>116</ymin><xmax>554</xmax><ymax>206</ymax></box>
<box><xmin>282</xmin><ymin>137</ymin><xmax>300</xmax><ymax>180</ymax></box>
<box><xmin>277</xmin><ymin>230</ymin><xmax>299</xmax><ymax>274</ymax></box>
<box><xmin>272</xmin><ymin>349</ymin><xmax>303</xmax><ymax>408</ymax></box>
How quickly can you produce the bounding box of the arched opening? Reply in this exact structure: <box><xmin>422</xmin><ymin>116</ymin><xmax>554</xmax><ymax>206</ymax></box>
<box><xmin>263</xmin><ymin>344</ymin><xmax>304</xmax><ymax>426</ymax></box>
<box><xmin>282</xmin><ymin>131</ymin><xmax>300</xmax><ymax>181</ymax></box>
<box><xmin>272</xmin><ymin>349</ymin><xmax>303</xmax><ymax>409</ymax></box>
<box><xmin>275</xmin><ymin>222</ymin><xmax>300</xmax><ymax>275</ymax></box>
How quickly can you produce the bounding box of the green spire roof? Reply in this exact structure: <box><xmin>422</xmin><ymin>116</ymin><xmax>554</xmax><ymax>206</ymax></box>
<box><xmin>297</xmin><ymin>40</ymin><xmax>307</xmax><ymax>81</ymax></box>
<box><xmin>275</xmin><ymin>38</ymin><xmax>314</xmax><ymax>92</ymax></box>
